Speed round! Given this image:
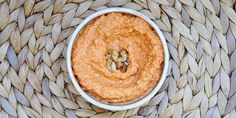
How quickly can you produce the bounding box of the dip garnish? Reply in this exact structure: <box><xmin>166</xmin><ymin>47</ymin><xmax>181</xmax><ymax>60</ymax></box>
<box><xmin>106</xmin><ymin>49</ymin><xmax>130</xmax><ymax>73</ymax></box>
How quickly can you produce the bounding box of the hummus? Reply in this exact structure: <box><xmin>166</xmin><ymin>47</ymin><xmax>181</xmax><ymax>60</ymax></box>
<box><xmin>72</xmin><ymin>13</ymin><xmax>164</xmax><ymax>103</ymax></box>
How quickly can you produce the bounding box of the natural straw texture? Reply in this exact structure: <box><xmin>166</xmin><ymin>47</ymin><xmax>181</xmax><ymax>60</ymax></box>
<box><xmin>0</xmin><ymin>0</ymin><xmax>236</xmax><ymax>117</ymax></box>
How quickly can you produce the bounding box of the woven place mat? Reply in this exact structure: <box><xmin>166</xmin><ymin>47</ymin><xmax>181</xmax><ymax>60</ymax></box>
<box><xmin>0</xmin><ymin>0</ymin><xmax>236</xmax><ymax>117</ymax></box>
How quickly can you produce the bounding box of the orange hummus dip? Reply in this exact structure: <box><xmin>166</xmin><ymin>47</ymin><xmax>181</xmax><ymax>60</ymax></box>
<box><xmin>72</xmin><ymin>13</ymin><xmax>164</xmax><ymax>103</ymax></box>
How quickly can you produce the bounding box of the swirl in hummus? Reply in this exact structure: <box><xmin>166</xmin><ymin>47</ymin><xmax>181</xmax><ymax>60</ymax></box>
<box><xmin>72</xmin><ymin>13</ymin><xmax>164</xmax><ymax>103</ymax></box>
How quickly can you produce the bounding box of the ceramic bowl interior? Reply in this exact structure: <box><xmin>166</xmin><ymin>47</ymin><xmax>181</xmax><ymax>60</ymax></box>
<box><xmin>66</xmin><ymin>8</ymin><xmax>169</xmax><ymax>111</ymax></box>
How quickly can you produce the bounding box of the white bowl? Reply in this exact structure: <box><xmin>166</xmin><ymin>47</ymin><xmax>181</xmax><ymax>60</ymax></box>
<box><xmin>67</xmin><ymin>8</ymin><xmax>169</xmax><ymax>111</ymax></box>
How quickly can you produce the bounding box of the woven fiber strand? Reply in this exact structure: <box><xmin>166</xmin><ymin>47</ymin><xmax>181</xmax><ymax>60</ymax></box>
<box><xmin>0</xmin><ymin>0</ymin><xmax>236</xmax><ymax>117</ymax></box>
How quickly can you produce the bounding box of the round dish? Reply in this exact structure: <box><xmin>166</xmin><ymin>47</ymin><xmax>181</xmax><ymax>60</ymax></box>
<box><xmin>67</xmin><ymin>8</ymin><xmax>169</xmax><ymax>110</ymax></box>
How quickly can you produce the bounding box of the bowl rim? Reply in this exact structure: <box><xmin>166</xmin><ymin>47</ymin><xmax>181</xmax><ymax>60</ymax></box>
<box><xmin>66</xmin><ymin>8</ymin><xmax>169</xmax><ymax>111</ymax></box>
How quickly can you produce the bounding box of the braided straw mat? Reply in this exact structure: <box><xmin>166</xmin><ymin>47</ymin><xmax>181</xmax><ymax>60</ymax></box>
<box><xmin>1</xmin><ymin>0</ymin><xmax>236</xmax><ymax>117</ymax></box>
